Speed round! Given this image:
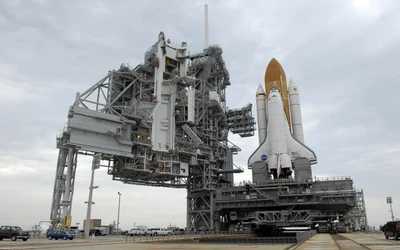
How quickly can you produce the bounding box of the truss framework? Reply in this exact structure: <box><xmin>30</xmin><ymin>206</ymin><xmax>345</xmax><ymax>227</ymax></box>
<box><xmin>51</xmin><ymin>33</ymin><xmax>254</xmax><ymax>231</ymax></box>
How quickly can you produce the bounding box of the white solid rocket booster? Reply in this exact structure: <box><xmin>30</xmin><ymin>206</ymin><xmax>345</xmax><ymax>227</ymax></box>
<box><xmin>256</xmin><ymin>84</ymin><xmax>267</xmax><ymax>144</ymax></box>
<box><xmin>288</xmin><ymin>78</ymin><xmax>305</xmax><ymax>144</ymax></box>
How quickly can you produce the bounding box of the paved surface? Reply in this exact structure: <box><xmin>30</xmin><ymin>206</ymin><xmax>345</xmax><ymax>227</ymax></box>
<box><xmin>0</xmin><ymin>239</ymin><xmax>291</xmax><ymax>250</ymax></box>
<box><xmin>0</xmin><ymin>233</ymin><xmax>399</xmax><ymax>250</ymax></box>
<box><xmin>292</xmin><ymin>233</ymin><xmax>400</xmax><ymax>250</ymax></box>
<box><xmin>338</xmin><ymin>233</ymin><xmax>400</xmax><ymax>250</ymax></box>
<box><xmin>50</xmin><ymin>243</ymin><xmax>292</xmax><ymax>250</ymax></box>
<box><xmin>332</xmin><ymin>234</ymin><xmax>369</xmax><ymax>249</ymax></box>
<box><xmin>294</xmin><ymin>233</ymin><xmax>339</xmax><ymax>250</ymax></box>
<box><xmin>0</xmin><ymin>235</ymin><xmax>292</xmax><ymax>250</ymax></box>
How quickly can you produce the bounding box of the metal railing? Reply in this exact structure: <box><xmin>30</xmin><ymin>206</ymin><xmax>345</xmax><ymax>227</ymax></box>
<box><xmin>314</xmin><ymin>176</ymin><xmax>352</xmax><ymax>181</ymax></box>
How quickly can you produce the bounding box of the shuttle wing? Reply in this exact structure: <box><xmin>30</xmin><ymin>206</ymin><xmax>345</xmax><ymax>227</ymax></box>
<box><xmin>283</xmin><ymin>117</ymin><xmax>317</xmax><ymax>164</ymax></box>
<box><xmin>248</xmin><ymin>133</ymin><xmax>271</xmax><ymax>167</ymax></box>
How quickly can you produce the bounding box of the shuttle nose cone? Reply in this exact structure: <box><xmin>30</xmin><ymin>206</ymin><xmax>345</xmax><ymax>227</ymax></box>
<box><xmin>269</xmin><ymin>87</ymin><xmax>281</xmax><ymax>97</ymax></box>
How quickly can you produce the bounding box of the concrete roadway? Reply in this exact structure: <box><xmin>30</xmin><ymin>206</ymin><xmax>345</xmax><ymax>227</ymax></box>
<box><xmin>290</xmin><ymin>233</ymin><xmax>400</xmax><ymax>250</ymax></box>
<box><xmin>0</xmin><ymin>233</ymin><xmax>399</xmax><ymax>250</ymax></box>
<box><xmin>0</xmin><ymin>235</ymin><xmax>292</xmax><ymax>250</ymax></box>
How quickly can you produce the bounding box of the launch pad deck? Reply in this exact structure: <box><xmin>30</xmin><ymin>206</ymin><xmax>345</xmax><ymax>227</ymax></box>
<box><xmin>215</xmin><ymin>173</ymin><xmax>366</xmax><ymax>233</ymax></box>
<box><xmin>1</xmin><ymin>233</ymin><xmax>398</xmax><ymax>250</ymax></box>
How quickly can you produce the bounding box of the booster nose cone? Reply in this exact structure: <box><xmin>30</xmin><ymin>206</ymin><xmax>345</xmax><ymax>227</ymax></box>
<box><xmin>289</xmin><ymin>77</ymin><xmax>296</xmax><ymax>87</ymax></box>
<box><xmin>256</xmin><ymin>83</ymin><xmax>265</xmax><ymax>96</ymax></box>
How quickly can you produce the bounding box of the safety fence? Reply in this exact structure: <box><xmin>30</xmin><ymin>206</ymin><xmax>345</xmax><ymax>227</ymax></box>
<box><xmin>122</xmin><ymin>230</ymin><xmax>317</xmax><ymax>244</ymax></box>
<box><xmin>199</xmin><ymin>230</ymin><xmax>316</xmax><ymax>244</ymax></box>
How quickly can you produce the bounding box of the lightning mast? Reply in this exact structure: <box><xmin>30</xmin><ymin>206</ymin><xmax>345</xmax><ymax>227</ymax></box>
<box><xmin>205</xmin><ymin>4</ymin><xmax>209</xmax><ymax>48</ymax></box>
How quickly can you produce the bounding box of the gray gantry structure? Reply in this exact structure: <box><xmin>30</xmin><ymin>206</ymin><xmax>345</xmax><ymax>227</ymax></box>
<box><xmin>50</xmin><ymin>32</ymin><xmax>367</xmax><ymax>233</ymax></box>
<box><xmin>50</xmin><ymin>32</ymin><xmax>254</xmax><ymax>231</ymax></box>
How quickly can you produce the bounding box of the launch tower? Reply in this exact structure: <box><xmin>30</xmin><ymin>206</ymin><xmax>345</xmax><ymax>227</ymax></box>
<box><xmin>50</xmin><ymin>32</ymin><xmax>255</xmax><ymax>231</ymax></box>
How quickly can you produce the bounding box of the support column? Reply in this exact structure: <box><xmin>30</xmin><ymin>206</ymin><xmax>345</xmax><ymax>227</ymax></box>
<box><xmin>50</xmin><ymin>148</ymin><xmax>69</xmax><ymax>229</ymax></box>
<box><xmin>186</xmin><ymin>195</ymin><xmax>190</xmax><ymax>230</ymax></box>
<box><xmin>210</xmin><ymin>191</ymin><xmax>214</xmax><ymax>230</ymax></box>
<box><xmin>84</xmin><ymin>154</ymin><xmax>100</xmax><ymax>238</ymax></box>
<box><xmin>63</xmin><ymin>148</ymin><xmax>74</xmax><ymax>217</ymax></box>
<box><xmin>214</xmin><ymin>211</ymin><xmax>220</xmax><ymax>232</ymax></box>
<box><xmin>353</xmin><ymin>218</ymin><xmax>360</xmax><ymax>231</ymax></box>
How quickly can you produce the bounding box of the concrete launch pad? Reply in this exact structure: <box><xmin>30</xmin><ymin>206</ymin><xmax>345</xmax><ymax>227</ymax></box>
<box><xmin>1</xmin><ymin>233</ymin><xmax>398</xmax><ymax>250</ymax></box>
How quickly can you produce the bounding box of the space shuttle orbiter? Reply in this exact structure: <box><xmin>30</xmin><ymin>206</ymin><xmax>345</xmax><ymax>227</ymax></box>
<box><xmin>248</xmin><ymin>58</ymin><xmax>317</xmax><ymax>179</ymax></box>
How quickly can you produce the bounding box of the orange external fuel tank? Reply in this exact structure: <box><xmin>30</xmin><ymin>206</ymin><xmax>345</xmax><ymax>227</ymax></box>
<box><xmin>264</xmin><ymin>58</ymin><xmax>291</xmax><ymax>130</ymax></box>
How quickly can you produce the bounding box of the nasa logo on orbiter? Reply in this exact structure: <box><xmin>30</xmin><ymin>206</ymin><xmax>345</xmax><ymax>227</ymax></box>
<box><xmin>261</xmin><ymin>154</ymin><xmax>267</xmax><ymax>161</ymax></box>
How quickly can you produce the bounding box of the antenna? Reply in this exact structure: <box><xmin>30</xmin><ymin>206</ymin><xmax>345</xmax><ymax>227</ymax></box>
<box><xmin>204</xmin><ymin>4</ymin><xmax>209</xmax><ymax>48</ymax></box>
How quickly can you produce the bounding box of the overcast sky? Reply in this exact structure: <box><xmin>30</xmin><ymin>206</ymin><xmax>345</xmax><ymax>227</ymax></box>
<box><xmin>0</xmin><ymin>0</ymin><xmax>399</xmax><ymax>231</ymax></box>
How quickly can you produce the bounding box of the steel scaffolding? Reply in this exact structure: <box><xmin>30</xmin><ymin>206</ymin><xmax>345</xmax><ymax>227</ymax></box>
<box><xmin>50</xmin><ymin>33</ymin><xmax>252</xmax><ymax>231</ymax></box>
